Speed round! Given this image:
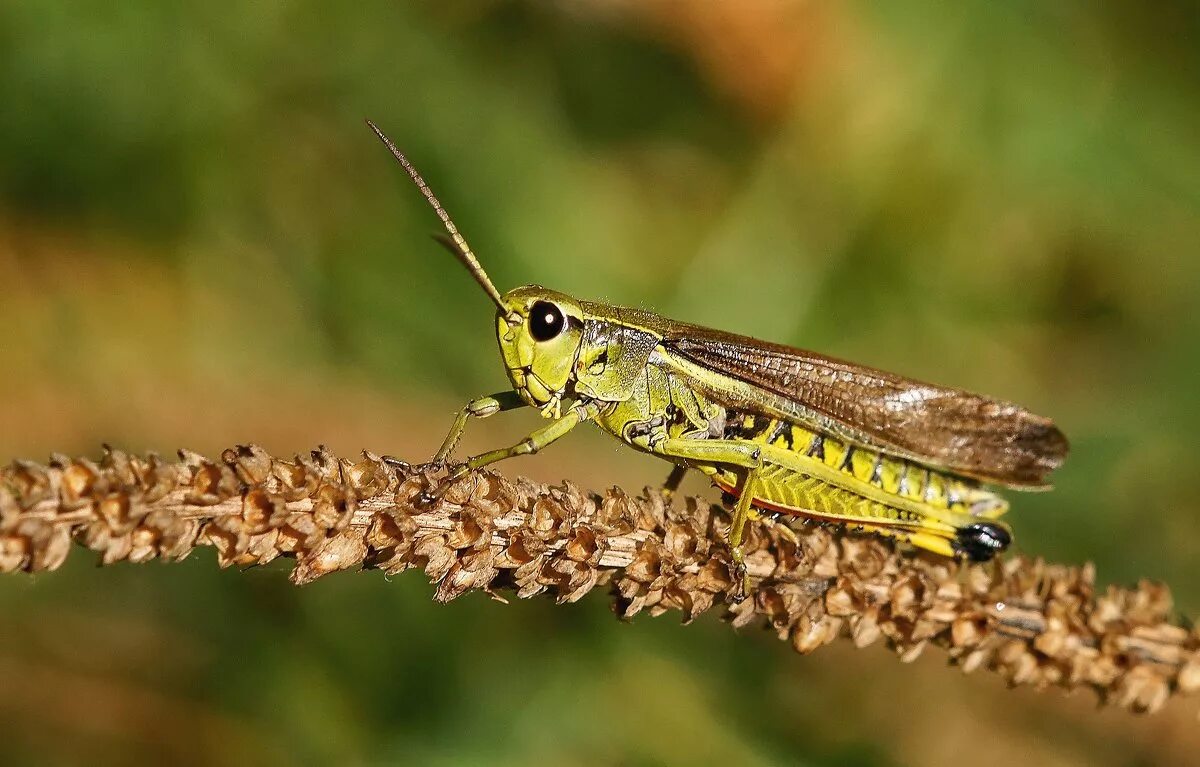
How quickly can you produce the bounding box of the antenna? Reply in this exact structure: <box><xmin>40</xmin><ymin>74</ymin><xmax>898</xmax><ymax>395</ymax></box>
<box><xmin>366</xmin><ymin>119</ymin><xmax>506</xmax><ymax>311</ymax></box>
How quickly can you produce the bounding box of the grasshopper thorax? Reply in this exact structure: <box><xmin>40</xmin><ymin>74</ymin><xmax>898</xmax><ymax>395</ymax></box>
<box><xmin>496</xmin><ymin>286</ymin><xmax>586</xmax><ymax>412</ymax></box>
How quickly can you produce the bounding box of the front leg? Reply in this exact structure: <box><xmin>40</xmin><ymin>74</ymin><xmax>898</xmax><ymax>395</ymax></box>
<box><xmin>433</xmin><ymin>401</ymin><xmax>599</xmax><ymax>495</ymax></box>
<box><xmin>431</xmin><ymin>391</ymin><xmax>529</xmax><ymax>465</ymax></box>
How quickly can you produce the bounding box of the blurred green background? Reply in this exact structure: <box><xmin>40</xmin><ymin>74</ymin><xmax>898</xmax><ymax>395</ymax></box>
<box><xmin>2</xmin><ymin>1</ymin><xmax>1198</xmax><ymax>764</ymax></box>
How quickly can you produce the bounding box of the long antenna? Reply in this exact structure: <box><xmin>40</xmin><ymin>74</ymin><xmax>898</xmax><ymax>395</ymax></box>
<box><xmin>366</xmin><ymin>119</ymin><xmax>506</xmax><ymax>311</ymax></box>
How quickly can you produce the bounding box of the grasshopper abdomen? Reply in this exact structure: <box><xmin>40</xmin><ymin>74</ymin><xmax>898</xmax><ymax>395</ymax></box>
<box><xmin>705</xmin><ymin>412</ymin><xmax>1011</xmax><ymax>558</ymax></box>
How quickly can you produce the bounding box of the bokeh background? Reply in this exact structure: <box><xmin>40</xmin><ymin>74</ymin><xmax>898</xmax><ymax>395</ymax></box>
<box><xmin>2</xmin><ymin>1</ymin><xmax>1198</xmax><ymax>764</ymax></box>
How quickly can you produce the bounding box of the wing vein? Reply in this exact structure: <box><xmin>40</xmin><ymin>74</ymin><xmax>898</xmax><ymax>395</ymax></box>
<box><xmin>664</xmin><ymin>328</ymin><xmax>1068</xmax><ymax>487</ymax></box>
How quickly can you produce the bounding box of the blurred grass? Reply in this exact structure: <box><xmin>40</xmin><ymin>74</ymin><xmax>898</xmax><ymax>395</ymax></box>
<box><xmin>2</xmin><ymin>1</ymin><xmax>1199</xmax><ymax>764</ymax></box>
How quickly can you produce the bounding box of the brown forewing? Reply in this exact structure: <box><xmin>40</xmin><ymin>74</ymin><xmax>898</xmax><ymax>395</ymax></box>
<box><xmin>664</xmin><ymin>326</ymin><xmax>1068</xmax><ymax>487</ymax></box>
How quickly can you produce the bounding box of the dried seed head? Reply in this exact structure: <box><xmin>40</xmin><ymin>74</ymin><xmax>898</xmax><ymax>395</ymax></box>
<box><xmin>0</xmin><ymin>445</ymin><xmax>1195</xmax><ymax>719</ymax></box>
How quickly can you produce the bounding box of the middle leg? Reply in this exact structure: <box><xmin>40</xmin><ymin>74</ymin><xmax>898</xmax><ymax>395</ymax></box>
<box><xmin>660</xmin><ymin>464</ymin><xmax>688</xmax><ymax>501</ymax></box>
<box><xmin>656</xmin><ymin>437</ymin><xmax>766</xmax><ymax>599</ymax></box>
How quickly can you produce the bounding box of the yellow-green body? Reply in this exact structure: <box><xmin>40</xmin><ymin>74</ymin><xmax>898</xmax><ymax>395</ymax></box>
<box><xmin>456</xmin><ymin>290</ymin><xmax>1014</xmax><ymax>566</ymax></box>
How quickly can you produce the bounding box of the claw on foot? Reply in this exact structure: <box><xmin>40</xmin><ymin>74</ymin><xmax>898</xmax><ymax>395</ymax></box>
<box><xmin>417</xmin><ymin>463</ymin><xmax>472</xmax><ymax>507</ymax></box>
<box><xmin>727</xmin><ymin>549</ymin><xmax>751</xmax><ymax>604</ymax></box>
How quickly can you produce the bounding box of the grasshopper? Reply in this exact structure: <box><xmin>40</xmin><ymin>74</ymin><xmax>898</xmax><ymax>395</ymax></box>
<box><xmin>367</xmin><ymin>121</ymin><xmax>1069</xmax><ymax>591</ymax></box>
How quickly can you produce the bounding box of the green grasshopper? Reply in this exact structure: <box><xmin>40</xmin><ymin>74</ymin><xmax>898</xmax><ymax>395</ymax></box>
<box><xmin>368</xmin><ymin>121</ymin><xmax>1069</xmax><ymax>591</ymax></box>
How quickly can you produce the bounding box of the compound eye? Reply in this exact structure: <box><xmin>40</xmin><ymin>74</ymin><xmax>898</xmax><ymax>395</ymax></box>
<box><xmin>528</xmin><ymin>301</ymin><xmax>565</xmax><ymax>342</ymax></box>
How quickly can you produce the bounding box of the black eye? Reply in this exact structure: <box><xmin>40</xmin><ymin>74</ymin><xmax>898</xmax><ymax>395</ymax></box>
<box><xmin>529</xmin><ymin>301</ymin><xmax>565</xmax><ymax>342</ymax></box>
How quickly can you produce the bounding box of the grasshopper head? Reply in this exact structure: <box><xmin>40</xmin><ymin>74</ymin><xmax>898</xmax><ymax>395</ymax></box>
<box><xmin>496</xmin><ymin>286</ymin><xmax>585</xmax><ymax>410</ymax></box>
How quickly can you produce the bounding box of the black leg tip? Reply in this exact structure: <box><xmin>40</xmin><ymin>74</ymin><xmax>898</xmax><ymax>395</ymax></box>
<box><xmin>954</xmin><ymin>522</ymin><xmax>1012</xmax><ymax>562</ymax></box>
